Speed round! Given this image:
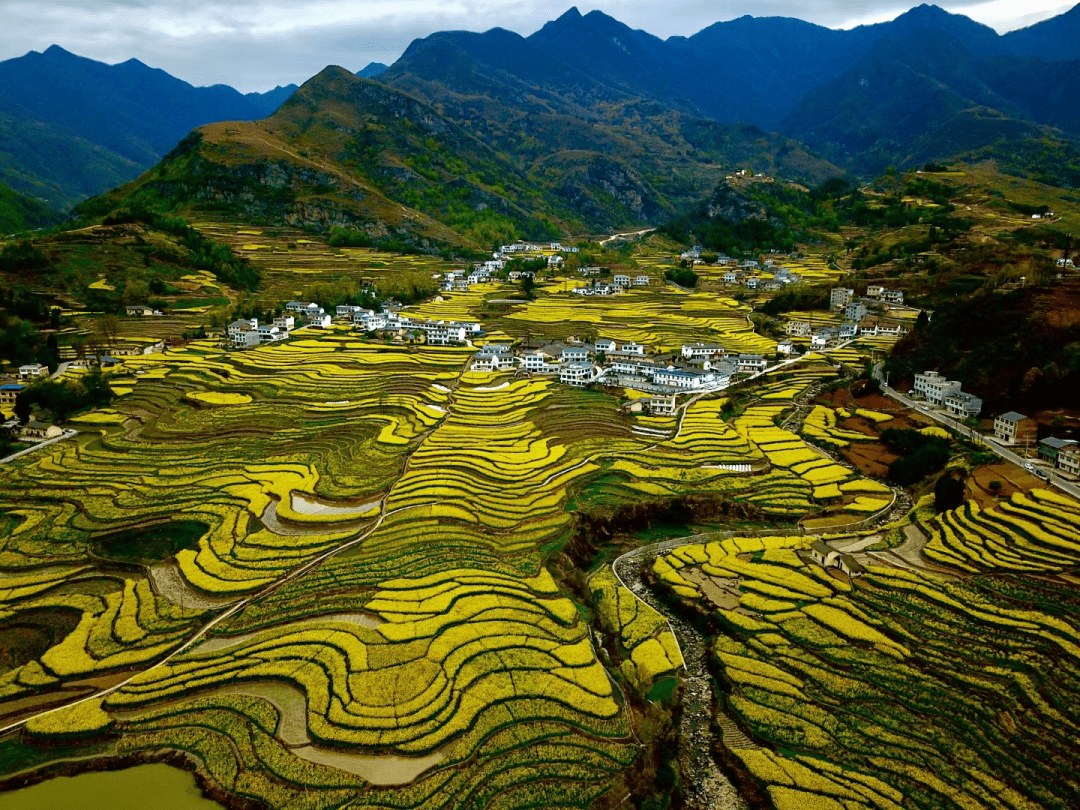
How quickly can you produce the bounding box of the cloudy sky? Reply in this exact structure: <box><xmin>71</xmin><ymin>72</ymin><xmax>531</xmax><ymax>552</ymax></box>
<box><xmin>1</xmin><ymin>0</ymin><xmax>1075</xmax><ymax>93</ymax></box>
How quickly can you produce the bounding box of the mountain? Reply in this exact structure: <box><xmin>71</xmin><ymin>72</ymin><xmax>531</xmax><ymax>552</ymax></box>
<box><xmin>779</xmin><ymin>26</ymin><xmax>1080</xmax><ymax>176</ymax></box>
<box><xmin>0</xmin><ymin>182</ymin><xmax>64</xmax><ymax>234</ymax></box>
<box><xmin>0</xmin><ymin>46</ymin><xmax>297</xmax><ymax>210</ymax></box>
<box><xmin>79</xmin><ymin>65</ymin><xmax>840</xmax><ymax>250</ymax></box>
<box><xmin>357</xmin><ymin>63</ymin><xmax>388</xmax><ymax>78</ymax></box>
<box><xmin>384</xmin><ymin>4</ymin><xmax>1080</xmax><ymax>184</ymax></box>
<box><xmin>1003</xmin><ymin>4</ymin><xmax>1080</xmax><ymax>61</ymax></box>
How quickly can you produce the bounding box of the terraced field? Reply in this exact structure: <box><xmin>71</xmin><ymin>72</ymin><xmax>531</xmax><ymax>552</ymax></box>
<box><xmin>4</xmin><ymin>263</ymin><xmax>1075</xmax><ymax>809</ymax></box>
<box><xmin>652</xmin><ymin>489</ymin><xmax>1080</xmax><ymax>809</ymax></box>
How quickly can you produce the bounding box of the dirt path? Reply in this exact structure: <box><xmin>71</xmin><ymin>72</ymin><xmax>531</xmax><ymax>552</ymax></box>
<box><xmin>614</xmin><ymin>552</ymin><xmax>748</xmax><ymax>810</ymax></box>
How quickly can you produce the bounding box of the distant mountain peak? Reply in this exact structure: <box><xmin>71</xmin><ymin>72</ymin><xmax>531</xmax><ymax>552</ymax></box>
<box><xmin>357</xmin><ymin>62</ymin><xmax>388</xmax><ymax>78</ymax></box>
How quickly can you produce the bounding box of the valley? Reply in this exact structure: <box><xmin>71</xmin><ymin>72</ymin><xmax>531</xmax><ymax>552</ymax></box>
<box><xmin>2</xmin><ymin>3</ymin><xmax>1080</xmax><ymax>808</ymax></box>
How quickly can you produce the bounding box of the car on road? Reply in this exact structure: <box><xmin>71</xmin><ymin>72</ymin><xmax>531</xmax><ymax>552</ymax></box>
<box><xmin>1024</xmin><ymin>463</ymin><xmax>1034</xmax><ymax>472</ymax></box>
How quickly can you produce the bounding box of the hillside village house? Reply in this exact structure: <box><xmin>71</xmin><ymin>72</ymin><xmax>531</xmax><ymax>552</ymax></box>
<box><xmin>866</xmin><ymin>285</ymin><xmax>885</xmax><ymax>298</ymax></box>
<box><xmin>943</xmin><ymin>391</ymin><xmax>982</xmax><ymax>418</ymax></box>
<box><xmin>634</xmin><ymin>275</ymin><xmax>650</xmax><ymax>286</ymax></box>
<box><xmin>648</xmin><ymin>395</ymin><xmax>677</xmax><ymax>416</ymax></box>
<box><xmin>227</xmin><ymin>319</ymin><xmax>261</xmax><ymax>348</ymax></box>
<box><xmin>594</xmin><ymin>339</ymin><xmax>617</xmax><ymax>354</ymax></box>
<box><xmin>723</xmin><ymin>271</ymin><xmax>739</xmax><ymax>284</ymax></box>
<box><xmin>653</xmin><ymin>367</ymin><xmax>715</xmax><ymax>390</ymax></box>
<box><xmin>777</xmin><ymin>339</ymin><xmax>794</xmax><ymax>355</ymax></box>
<box><xmin>845</xmin><ymin>302</ymin><xmax>868</xmax><ymax>322</ymax></box>
<box><xmin>994</xmin><ymin>411</ymin><xmax>1038</xmax><ymax>453</ymax></box>
<box><xmin>472</xmin><ymin>345</ymin><xmax>516</xmax><ymax>372</ymax></box>
<box><xmin>839</xmin><ymin>321</ymin><xmax>858</xmax><ymax>339</ymax></box>
<box><xmin>125</xmin><ymin>305</ymin><xmax>161</xmax><ymax>316</ymax></box>
<box><xmin>274</xmin><ymin>315</ymin><xmax>295</xmax><ymax>330</ymax></box>
<box><xmin>619</xmin><ymin>342</ymin><xmax>645</xmax><ymax>356</ymax></box>
<box><xmin>18</xmin><ymin>364</ymin><xmax>49</xmax><ymax>379</ymax></box>
<box><xmin>1038</xmin><ymin>437</ymin><xmax>1078</xmax><ymax>464</ymax></box>
<box><xmin>681</xmin><ymin>343</ymin><xmax>726</xmax><ymax>360</ymax></box>
<box><xmin>561</xmin><ymin>347</ymin><xmax>589</xmax><ymax>363</ymax></box>
<box><xmin>785</xmin><ymin>321</ymin><xmax>811</xmax><ymax>337</ymax></box>
<box><xmin>22</xmin><ymin>421</ymin><xmax>63</xmax><ymax>441</ymax></box>
<box><xmin>1059</xmin><ymin>444</ymin><xmax>1080</xmax><ymax>476</ymax></box>
<box><xmin>913</xmin><ymin>371</ymin><xmax>961</xmax><ymax>406</ymax></box>
<box><xmin>736</xmin><ymin>354</ymin><xmax>768</xmax><ymax>374</ymax></box>
<box><xmin>0</xmin><ymin>383</ymin><xmax>25</xmax><ymax>406</ymax></box>
<box><xmin>811</xmin><ymin>328</ymin><xmax>838</xmax><ymax>349</ymax></box>
<box><xmin>830</xmin><ymin>287</ymin><xmax>855</xmax><ymax>310</ymax></box>
<box><xmin>256</xmin><ymin>324</ymin><xmax>285</xmax><ymax>343</ymax></box>
<box><xmin>882</xmin><ymin>289</ymin><xmax>905</xmax><ymax>304</ymax></box>
<box><xmin>612</xmin><ymin>274</ymin><xmax>631</xmax><ymax>288</ymax></box>
<box><xmin>560</xmin><ymin>361</ymin><xmax>595</xmax><ymax>387</ymax></box>
<box><xmin>111</xmin><ymin>340</ymin><xmax>166</xmax><ymax>357</ymax></box>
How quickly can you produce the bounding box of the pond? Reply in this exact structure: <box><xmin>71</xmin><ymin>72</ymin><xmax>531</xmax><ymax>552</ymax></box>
<box><xmin>1</xmin><ymin>763</ymin><xmax>224</xmax><ymax>810</ymax></box>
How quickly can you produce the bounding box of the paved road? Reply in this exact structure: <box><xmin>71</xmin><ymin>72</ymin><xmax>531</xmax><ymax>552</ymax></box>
<box><xmin>49</xmin><ymin>361</ymin><xmax>73</xmax><ymax>380</ymax></box>
<box><xmin>877</xmin><ymin>378</ymin><xmax>1080</xmax><ymax>501</ymax></box>
<box><xmin>0</xmin><ymin>429</ymin><xmax>78</xmax><ymax>465</ymax></box>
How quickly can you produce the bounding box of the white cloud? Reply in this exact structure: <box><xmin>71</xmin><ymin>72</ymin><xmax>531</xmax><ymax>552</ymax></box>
<box><xmin>0</xmin><ymin>1</ymin><xmax>1074</xmax><ymax>92</ymax></box>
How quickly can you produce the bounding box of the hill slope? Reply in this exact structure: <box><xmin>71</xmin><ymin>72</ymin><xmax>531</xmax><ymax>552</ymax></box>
<box><xmin>81</xmin><ymin>66</ymin><xmax>841</xmax><ymax>247</ymax></box>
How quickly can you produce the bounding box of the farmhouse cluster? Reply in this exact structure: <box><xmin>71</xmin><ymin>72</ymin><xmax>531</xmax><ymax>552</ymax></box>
<box><xmin>469</xmin><ymin>338</ymin><xmax>774</xmax><ymax>407</ymax></box>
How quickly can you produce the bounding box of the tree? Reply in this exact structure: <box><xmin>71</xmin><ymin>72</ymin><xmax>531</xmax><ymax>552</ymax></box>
<box><xmin>989</xmin><ymin>480</ymin><xmax>1003</xmax><ymax>494</ymax></box>
<box><xmin>520</xmin><ymin>275</ymin><xmax>537</xmax><ymax>301</ymax></box>
<box><xmin>935</xmin><ymin>473</ymin><xmax>966</xmax><ymax>513</ymax></box>
<box><xmin>14</xmin><ymin>392</ymin><xmax>31</xmax><ymax>425</ymax></box>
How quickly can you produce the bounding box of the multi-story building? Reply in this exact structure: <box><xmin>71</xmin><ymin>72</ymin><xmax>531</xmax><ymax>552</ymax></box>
<box><xmin>1058</xmin><ymin>444</ymin><xmax>1080</xmax><ymax>475</ymax></box>
<box><xmin>866</xmin><ymin>285</ymin><xmax>885</xmax><ymax>298</ymax></box>
<box><xmin>1038</xmin><ymin>437</ymin><xmax>1078</xmax><ymax>465</ymax></box>
<box><xmin>18</xmin><ymin>364</ymin><xmax>49</xmax><ymax>380</ymax></box>
<box><xmin>882</xmin><ymin>289</ymin><xmax>905</xmax><ymax>304</ymax></box>
<box><xmin>845</xmin><ymin>302</ymin><xmax>868</xmax><ymax>322</ymax></box>
<box><xmin>736</xmin><ymin>354</ymin><xmax>768</xmax><ymax>374</ymax></box>
<box><xmin>681</xmin><ymin>343</ymin><xmax>726</xmax><ymax>359</ymax></box>
<box><xmin>227</xmin><ymin>319</ymin><xmax>259</xmax><ymax>347</ymax></box>
<box><xmin>560</xmin><ymin>362</ymin><xmax>595</xmax><ymax>387</ymax></box>
<box><xmin>994</xmin><ymin>411</ymin><xmax>1039</xmax><ymax>454</ymax></box>
<box><xmin>913</xmin><ymin>371</ymin><xmax>962</xmax><ymax>406</ymax></box>
<box><xmin>943</xmin><ymin>391</ymin><xmax>982</xmax><ymax>418</ymax></box>
<box><xmin>786</xmin><ymin>321</ymin><xmax>811</xmax><ymax>336</ymax></box>
<box><xmin>830</xmin><ymin>287</ymin><xmax>855</xmax><ymax>310</ymax></box>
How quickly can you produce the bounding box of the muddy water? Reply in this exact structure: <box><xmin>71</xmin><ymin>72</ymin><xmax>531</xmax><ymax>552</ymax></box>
<box><xmin>0</xmin><ymin>763</ymin><xmax>224</xmax><ymax>810</ymax></box>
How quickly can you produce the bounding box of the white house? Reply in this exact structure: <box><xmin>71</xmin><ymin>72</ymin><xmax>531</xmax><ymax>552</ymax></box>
<box><xmin>256</xmin><ymin>324</ymin><xmax>284</xmax><ymax>343</ymax></box>
<box><xmin>286</xmin><ymin>301</ymin><xmax>321</xmax><ymax>315</ymax></box>
<box><xmin>304</xmin><ymin>312</ymin><xmax>332</xmax><ymax>328</ymax></box>
<box><xmin>838</xmin><ymin>321</ymin><xmax>858</xmax><ymax>339</ymax></box>
<box><xmin>274</xmin><ymin>315</ymin><xmax>296</xmax><ymax>330</ymax></box>
<box><xmin>613</xmin><ymin>274</ymin><xmax>631</xmax><ymax>288</ymax></box>
<box><xmin>913</xmin><ymin>371</ymin><xmax>961</xmax><ymax>406</ymax></box>
<box><xmin>866</xmin><ymin>285</ymin><xmax>885</xmax><ymax>298</ymax></box>
<box><xmin>634</xmin><ymin>275</ymin><xmax>650</xmax><ymax>286</ymax></box>
<box><xmin>619</xmin><ymin>342</ymin><xmax>645</xmax><ymax>356</ymax></box>
<box><xmin>560</xmin><ymin>362</ymin><xmax>595</xmax><ymax>387</ymax></box>
<box><xmin>562</xmin><ymin>347</ymin><xmax>589</xmax><ymax>363</ymax></box>
<box><xmin>745</xmin><ymin>277</ymin><xmax>759</xmax><ymax>289</ymax></box>
<box><xmin>653</xmin><ymin>367</ymin><xmax>715</xmax><ymax>390</ymax></box>
<box><xmin>882</xmin><ymin>289</ymin><xmax>905</xmax><ymax>304</ymax></box>
<box><xmin>647</xmin><ymin>395</ymin><xmax>678</xmax><ymax>416</ymax></box>
<box><xmin>736</xmin><ymin>354</ymin><xmax>768</xmax><ymax>374</ymax></box>
<box><xmin>18</xmin><ymin>364</ymin><xmax>49</xmax><ymax>379</ymax></box>
<box><xmin>786</xmin><ymin>321</ymin><xmax>811</xmax><ymax>336</ymax></box>
<box><xmin>681</xmin><ymin>343</ymin><xmax>725</xmax><ymax>360</ymax></box>
<box><xmin>336</xmin><ymin>305</ymin><xmax>364</xmax><ymax>319</ymax></box>
<box><xmin>595</xmin><ymin>339</ymin><xmax>617</xmax><ymax>354</ymax></box>
<box><xmin>777</xmin><ymin>339</ymin><xmax>794</xmax><ymax>355</ymax></box>
<box><xmin>723</xmin><ymin>271</ymin><xmax>739</xmax><ymax>284</ymax></box>
<box><xmin>427</xmin><ymin>323</ymin><xmax>470</xmax><ymax>345</ymax></box>
<box><xmin>227</xmin><ymin>319</ymin><xmax>261</xmax><ymax>348</ymax></box>
<box><xmin>520</xmin><ymin>351</ymin><xmax>560</xmax><ymax>374</ymax></box>
<box><xmin>811</xmin><ymin>328</ymin><xmax>838</xmax><ymax>349</ymax></box>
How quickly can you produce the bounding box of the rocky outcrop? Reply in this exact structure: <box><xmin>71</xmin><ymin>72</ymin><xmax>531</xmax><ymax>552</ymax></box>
<box><xmin>705</xmin><ymin>182</ymin><xmax>769</xmax><ymax>223</ymax></box>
